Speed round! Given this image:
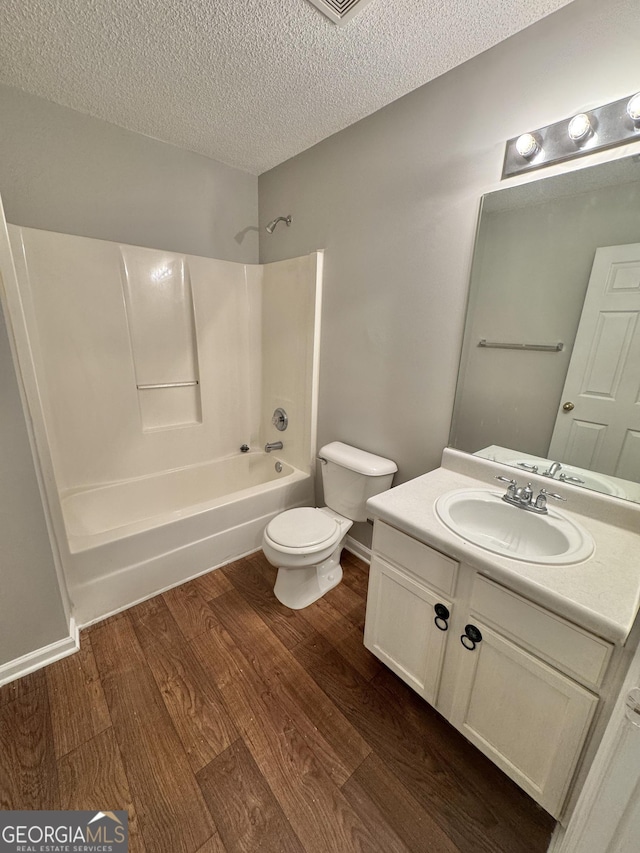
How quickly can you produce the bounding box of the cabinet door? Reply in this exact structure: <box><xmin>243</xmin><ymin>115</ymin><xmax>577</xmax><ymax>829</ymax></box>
<box><xmin>450</xmin><ymin>622</ymin><xmax>598</xmax><ymax>818</ymax></box>
<box><xmin>364</xmin><ymin>556</ymin><xmax>450</xmax><ymax>705</ymax></box>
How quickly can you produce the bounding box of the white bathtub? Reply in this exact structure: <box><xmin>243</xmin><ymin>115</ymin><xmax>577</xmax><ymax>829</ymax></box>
<box><xmin>60</xmin><ymin>452</ymin><xmax>313</xmax><ymax>626</ymax></box>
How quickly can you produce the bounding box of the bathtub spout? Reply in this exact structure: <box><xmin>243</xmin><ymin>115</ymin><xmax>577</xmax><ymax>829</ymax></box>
<box><xmin>265</xmin><ymin>441</ymin><xmax>283</xmax><ymax>453</ymax></box>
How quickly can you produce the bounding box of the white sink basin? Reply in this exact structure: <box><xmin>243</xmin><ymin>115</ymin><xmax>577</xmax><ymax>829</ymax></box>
<box><xmin>435</xmin><ymin>489</ymin><xmax>595</xmax><ymax>565</ymax></box>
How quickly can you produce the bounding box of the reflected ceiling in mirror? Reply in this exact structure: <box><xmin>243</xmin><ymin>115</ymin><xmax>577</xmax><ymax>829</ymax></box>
<box><xmin>450</xmin><ymin>154</ymin><xmax>640</xmax><ymax>503</ymax></box>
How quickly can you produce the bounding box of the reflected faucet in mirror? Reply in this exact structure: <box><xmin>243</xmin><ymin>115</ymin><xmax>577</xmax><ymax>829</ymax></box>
<box><xmin>543</xmin><ymin>461</ymin><xmax>562</xmax><ymax>478</ymax></box>
<box><xmin>511</xmin><ymin>458</ymin><xmax>586</xmax><ymax>485</ymax></box>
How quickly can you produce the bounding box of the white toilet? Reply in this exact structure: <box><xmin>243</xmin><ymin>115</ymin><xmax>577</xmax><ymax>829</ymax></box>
<box><xmin>262</xmin><ymin>441</ymin><xmax>397</xmax><ymax>609</ymax></box>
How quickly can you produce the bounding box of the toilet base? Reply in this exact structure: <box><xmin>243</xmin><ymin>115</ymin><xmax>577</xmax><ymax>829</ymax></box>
<box><xmin>273</xmin><ymin>547</ymin><xmax>344</xmax><ymax>610</ymax></box>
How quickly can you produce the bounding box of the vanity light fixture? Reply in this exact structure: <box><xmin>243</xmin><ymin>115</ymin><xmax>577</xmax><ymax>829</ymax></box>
<box><xmin>503</xmin><ymin>89</ymin><xmax>640</xmax><ymax>178</ymax></box>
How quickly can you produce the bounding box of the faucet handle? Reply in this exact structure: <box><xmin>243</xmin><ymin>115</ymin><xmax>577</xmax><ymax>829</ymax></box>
<box><xmin>495</xmin><ymin>475</ymin><xmax>517</xmax><ymax>498</ymax></box>
<box><xmin>542</xmin><ymin>489</ymin><xmax>567</xmax><ymax>502</ymax></box>
<box><xmin>532</xmin><ymin>488</ymin><xmax>558</xmax><ymax>511</ymax></box>
<box><xmin>559</xmin><ymin>473</ymin><xmax>585</xmax><ymax>485</ymax></box>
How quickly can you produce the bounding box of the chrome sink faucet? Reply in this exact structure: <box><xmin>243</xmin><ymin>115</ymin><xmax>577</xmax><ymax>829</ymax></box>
<box><xmin>495</xmin><ymin>476</ymin><xmax>566</xmax><ymax>514</ymax></box>
<box><xmin>495</xmin><ymin>476</ymin><xmax>533</xmax><ymax>507</ymax></box>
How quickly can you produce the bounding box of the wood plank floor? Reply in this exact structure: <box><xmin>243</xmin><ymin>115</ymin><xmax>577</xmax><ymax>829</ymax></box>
<box><xmin>0</xmin><ymin>551</ymin><xmax>555</xmax><ymax>852</ymax></box>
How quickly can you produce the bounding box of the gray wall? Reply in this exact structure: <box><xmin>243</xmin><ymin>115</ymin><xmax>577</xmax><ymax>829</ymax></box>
<box><xmin>0</xmin><ymin>298</ymin><xmax>68</xmax><ymax>665</ymax></box>
<box><xmin>0</xmin><ymin>85</ymin><xmax>259</xmax><ymax>262</ymax></box>
<box><xmin>258</xmin><ymin>0</ymin><xmax>638</xmax><ymax>545</ymax></box>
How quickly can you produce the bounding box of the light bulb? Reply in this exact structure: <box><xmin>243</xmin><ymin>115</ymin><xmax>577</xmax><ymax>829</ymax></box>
<box><xmin>515</xmin><ymin>133</ymin><xmax>540</xmax><ymax>159</ymax></box>
<box><xmin>627</xmin><ymin>92</ymin><xmax>640</xmax><ymax>124</ymax></box>
<box><xmin>568</xmin><ymin>113</ymin><xmax>593</xmax><ymax>142</ymax></box>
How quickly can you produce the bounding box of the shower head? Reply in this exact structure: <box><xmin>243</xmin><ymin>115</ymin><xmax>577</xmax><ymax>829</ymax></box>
<box><xmin>265</xmin><ymin>215</ymin><xmax>292</xmax><ymax>233</ymax></box>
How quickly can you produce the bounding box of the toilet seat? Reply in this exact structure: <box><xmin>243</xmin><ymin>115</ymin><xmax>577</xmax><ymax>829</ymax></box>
<box><xmin>265</xmin><ymin>507</ymin><xmax>339</xmax><ymax>550</ymax></box>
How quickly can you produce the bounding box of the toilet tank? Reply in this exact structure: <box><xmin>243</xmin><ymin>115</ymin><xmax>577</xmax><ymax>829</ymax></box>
<box><xmin>320</xmin><ymin>442</ymin><xmax>397</xmax><ymax>522</ymax></box>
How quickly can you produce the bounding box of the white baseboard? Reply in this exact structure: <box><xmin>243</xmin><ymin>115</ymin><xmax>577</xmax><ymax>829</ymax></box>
<box><xmin>344</xmin><ymin>535</ymin><xmax>371</xmax><ymax>564</ymax></box>
<box><xmin>0</xmin><ymin>618</ymin><xmax>80</xmax><ymax>687</ymax></box>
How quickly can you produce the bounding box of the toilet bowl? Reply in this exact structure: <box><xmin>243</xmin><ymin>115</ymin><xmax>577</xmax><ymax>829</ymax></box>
<box><xmin>263</xmin><ymin>507</ymin><xmax>352</xmax><ymax>609</ymax></box>
<box><xmin>262</xmin><ymin>442</ymin><xmax>397</xmax><ymax>610</ymax></box>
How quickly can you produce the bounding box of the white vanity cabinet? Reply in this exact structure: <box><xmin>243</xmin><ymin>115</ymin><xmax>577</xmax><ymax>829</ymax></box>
<box><xmin>448</xmin><ymin>576</ymin><xmax>604</xmax><ymax>815</ymax></box>
<box><xmin>364</xmin><ymin>521</ymin><xmax>457</xmax><ymax>705</ymax></box>
<box><xmin>364</xmin><ymin>520</ymin><xmax>614</xmax><ymax>818</ymax></box>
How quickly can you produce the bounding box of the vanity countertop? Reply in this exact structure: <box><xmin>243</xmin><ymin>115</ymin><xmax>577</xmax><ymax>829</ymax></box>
<box><xmin>366</xmin><ymin>450</ymin><xmax>640</xmax><ymax>644</ymax></box>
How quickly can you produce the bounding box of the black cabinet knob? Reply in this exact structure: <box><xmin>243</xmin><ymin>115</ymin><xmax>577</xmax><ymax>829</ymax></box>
<box><xmin>465</xmin><ymin>624</ymin><xmax>482</xmax><ymax>643</ymax></box>
<box><xmin>460</xmin><ymin>623</ymin><xmax>483</xmax><ymax>650</ymax></box>
<box><xmin>434</xmin><ymin>602</ymin><xmax>450</xmax><ymax>631</ymax></box>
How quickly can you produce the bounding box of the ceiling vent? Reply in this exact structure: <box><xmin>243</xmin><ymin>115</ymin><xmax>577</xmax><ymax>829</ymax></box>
<box><xmin>306</xmin><ymin>0</ymin><xmax>376</xmax><ymax>26</ymax></box>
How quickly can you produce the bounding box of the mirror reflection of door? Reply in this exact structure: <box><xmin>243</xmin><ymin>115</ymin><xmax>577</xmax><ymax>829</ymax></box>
<box><xmin>549</xmin><ymin>243</ymin><xmax>640</xmax><ymax>483</ymax></box>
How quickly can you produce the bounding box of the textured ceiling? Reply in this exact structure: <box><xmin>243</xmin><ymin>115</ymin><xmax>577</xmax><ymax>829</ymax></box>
<box><xmin>0</xmin><ymin>0</ymin><xmax>574</xmax><ymax>175</ymax></box>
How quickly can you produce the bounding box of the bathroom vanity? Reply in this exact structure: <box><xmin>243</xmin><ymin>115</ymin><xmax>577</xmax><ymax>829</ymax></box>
<box><xmin>364</xmin><ymin>449</ymin><xmax>640</xmax><ymax>821</ymax></box>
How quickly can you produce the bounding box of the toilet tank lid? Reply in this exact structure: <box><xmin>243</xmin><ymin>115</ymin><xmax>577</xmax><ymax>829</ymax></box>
<box><xmin>319</xmin><ymin>442</ymin><xmax>398</xmax><ymax>476</ymax></box>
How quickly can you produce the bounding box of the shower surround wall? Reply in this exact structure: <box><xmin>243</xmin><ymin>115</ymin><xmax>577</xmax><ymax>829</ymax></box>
<box><xmin>7</xmin><ymin>225</ymin><xmax>321</xmax><ymax>624</ymax></box>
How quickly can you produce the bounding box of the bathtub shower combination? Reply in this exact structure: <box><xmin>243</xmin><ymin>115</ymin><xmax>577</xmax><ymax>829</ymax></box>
<box><xmin>7</xmin><ymin>226</ymin><xmax>322</xmax><ymax>625</ymax></box>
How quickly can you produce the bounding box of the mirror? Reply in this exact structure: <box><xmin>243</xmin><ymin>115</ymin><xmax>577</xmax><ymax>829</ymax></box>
<box><xmin>450</xmin><ymin>154</ymin><xmax>640</xmax><ymax>503</ymax></box>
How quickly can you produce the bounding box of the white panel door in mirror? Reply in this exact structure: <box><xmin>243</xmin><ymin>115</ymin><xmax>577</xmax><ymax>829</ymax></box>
<box><xmin>549</xmin><ymin>243</ymin><xmax>640</xmax><ymax>480</ymax></box>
